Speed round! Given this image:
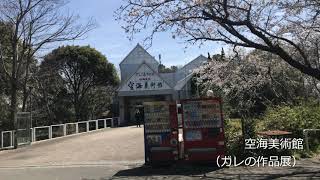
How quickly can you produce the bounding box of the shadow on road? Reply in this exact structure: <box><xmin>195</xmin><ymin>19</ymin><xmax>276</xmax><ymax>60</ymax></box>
<box><xmin>109</xmin><ymin>163</ymin><xmax>320</xmax><ymax>180</ymax></box>
<box><xmin>112</xmin><ymin>164</ymin><xmax>219</xmax><ymax>177</ymax></box>
<box><xmin>259</xmin><ymin>167</ymin><xmax>320</xmax><ymax>180</ymax></box>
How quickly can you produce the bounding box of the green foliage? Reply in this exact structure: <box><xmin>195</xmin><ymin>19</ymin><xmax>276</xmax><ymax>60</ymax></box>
<box><xmin>158</xmin><ymin>64</ymin><xmax>178</xmax><ymax>73</ymax></box>
<box><xmin>0</xmin><ymin>22</ymin><xmax>13</xmax><ymax>59</ymax></box>
<box><xmin>85</xmin><ymin>86</ymin><xmax>115</xmax><ymax>119</ymax></box>
<box><xmin>44</xmin><ymin>45</ymin><xmax>119</xmax><ymax>86</ymax></box>
<box><xmin>0</xmin><ymin>96</ymin><xmax>11</xmax><ymax>130</ymax></box>
<box><xmin>39</xmin><ymin>45</ymin><xmax>119</xmax><ymax>122</ymax></box>
<box><xmin>260</xmin><ymin>104</ymin><xmax>320</xmax><ymax>135</ymax></box>
<box><xmin>0</xmin><ymin>22</ymin><xmax>18</xmax><ymax>130</ymax></box>
<box><xmin>0</xmin><ymin>22</ymin><xmax>13</xmax><ymax>94</ymax></box>
<box><xmin>224</xmin><ymin>119</ymin><xmax>242</xmax><ymax>153</ymax></box>
<box><xmin>259</xmin><ymin>104</ymin><xmax>320</xmax><ymax>156</ymax></box>
<box><xmin>306</xmin><ymin>131</ymin><xmax>320</xmax><ymax>153</ymax></box>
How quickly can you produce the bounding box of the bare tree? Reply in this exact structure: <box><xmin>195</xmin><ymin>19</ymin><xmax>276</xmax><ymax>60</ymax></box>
<box><xmin>116</xmin><ymin>0</ymin><xmax>320</xmax><ymax>80</ymax></box>
<box><xmin>0</xmin><ymin>0</ymin><xmax>95</xmax><ymax>148</ymax></box>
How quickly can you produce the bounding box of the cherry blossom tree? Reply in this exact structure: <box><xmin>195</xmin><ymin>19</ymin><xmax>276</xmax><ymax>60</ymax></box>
<box><xmin>116</xmin><ymin>0</ymin><xmax>320</xmax><ymax>80</ymax></box>
<box><xmin>195</xmin><ymin>48</ymin><xmax>310</xmax><ymax>139</ymax></box>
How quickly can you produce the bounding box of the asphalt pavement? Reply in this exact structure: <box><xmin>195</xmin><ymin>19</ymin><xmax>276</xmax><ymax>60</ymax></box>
<box><xmin>0</xmin><ymin>126</ymin><xmax>319</xmax><ymax>180</ymax></box>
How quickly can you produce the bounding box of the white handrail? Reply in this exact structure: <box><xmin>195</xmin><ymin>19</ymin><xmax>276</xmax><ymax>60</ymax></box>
<box><xmin>51</xmin><ymin>124</ymin><xmax>64</xmax><ymax>127</ymax></box>
<box><xmin>65</xmin><ymin>123</ymin><xmax>78</xmax><ymax>135</ymax></box>
<box><xmin>1</xmin><ymin>131</ymin><xmax>13</xmax><ymax>149</ymax></box>
<box><xmin>97</xmin><ymin>119</ymin><xmax>106</xmax><ymax>129</ymax></box>
<box><xmin>88</xmin><ymin>120</ymin><xmax>98</xmax><ymax>130</ymax></box>
<box><xmin>34</xmin><ymin>126</ymin><xmax>50</xmax><ymax>129</ymax></box>
<box><xmin>34</xmin><ymin>126</ymin><xmax>50</xmax><ymax>141</ymax></box>
<box><xmin>1</xmin><ymin>117</ymin><xmax>120</xmax><ymax>149</ymax></box>
<box><xmin>77</xmin><ymin>121</ymin><xmax>88</xmax><ymax>133</ymax></box>
<box><xmin>51</xmin><ymin>124</ymin><xmax>65</xmax><ymax>139</ymax></box>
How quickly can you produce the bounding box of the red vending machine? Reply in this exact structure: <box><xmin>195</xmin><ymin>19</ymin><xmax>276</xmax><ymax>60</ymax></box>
<box><xmin>181</xmin><ymin>98</ymin><xmax>225</xmax><ymax>162</ymax></box>
<box><xmin>143</xmin><ymin>101</ymin><xmax>179</xmax><ymax>165</ymax></box>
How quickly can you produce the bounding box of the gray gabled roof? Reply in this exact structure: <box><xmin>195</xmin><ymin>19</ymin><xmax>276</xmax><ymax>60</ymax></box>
<box><xmin>175</xmin><ymin>55</ymin><xmax>208</xmax><ymax>81</ymax></box>
<box><xmin>119</xmin><ymin>43</ymin><xmax>159</xmax><ymax>66</ymax></box>
<box><xmin>174</xmin><ymin>73</ymin><xmax>194</xmax><ymax>90</ymax></box>
<box><xmin>118</xmin><ymin>46</ymin><xmax>208</xmax><ymax>94</ymax></box>
<box><xmin>177</xmin><ymin>55</ymin><xmax>208</xmax><ymax>74</ymax></box>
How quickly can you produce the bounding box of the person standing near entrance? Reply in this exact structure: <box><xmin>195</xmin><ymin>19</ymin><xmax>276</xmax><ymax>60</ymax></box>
<box><xmin>135</xmin><ymin>109</ymin><xmax>141</xmax><ymax>127</ymax></box>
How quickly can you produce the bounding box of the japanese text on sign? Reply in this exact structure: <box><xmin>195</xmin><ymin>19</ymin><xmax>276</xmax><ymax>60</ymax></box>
<box><xmin>244</xmin><ymin>138</ymin><xmax>303</xmax><ymax>150</ymax></box>
<box><xmin>120</xmin><ymin>64</ymin><xmax>171</xmax><ymax>91</ymax></box>
<box><xmin>217</xmin><ymin>155</ymin><xmax>296</xmax><ymax>167</ymax></box>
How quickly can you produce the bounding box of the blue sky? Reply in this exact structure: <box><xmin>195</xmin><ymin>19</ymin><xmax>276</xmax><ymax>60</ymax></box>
<box><xmin>64</xmin><ymin>0</ymin><xmax>222</xmax><ymax>70</ymax></box>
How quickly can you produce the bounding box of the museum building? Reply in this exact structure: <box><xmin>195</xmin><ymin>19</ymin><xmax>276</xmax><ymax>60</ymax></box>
<box><xmin>117</xmin><ymin>44</ymin><xmax>208</xmax><ymax>125</ymax></box>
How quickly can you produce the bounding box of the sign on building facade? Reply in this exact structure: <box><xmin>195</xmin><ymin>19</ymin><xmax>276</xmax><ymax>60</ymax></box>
<box><xmin>119</xmin><ymin>64</ymin><xmax>171</xmax><ymax>92</ymax></box>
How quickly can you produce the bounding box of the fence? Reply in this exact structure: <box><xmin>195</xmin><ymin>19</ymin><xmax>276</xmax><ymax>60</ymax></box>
<box><xmin>1</xmin><ymin>131</ymin><xmax>14</xmax><ymax>149</ymax></box>
<box><xmin>0</xmin><ymin>117</ymin><xmax>120</xmax><ymax>150</ymax></box>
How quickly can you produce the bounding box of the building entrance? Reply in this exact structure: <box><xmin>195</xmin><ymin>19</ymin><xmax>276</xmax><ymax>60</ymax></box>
<box><xmin>124</xmin><ymin>95</ymin><xmax>171</xmax><ymax>124</ymax></box>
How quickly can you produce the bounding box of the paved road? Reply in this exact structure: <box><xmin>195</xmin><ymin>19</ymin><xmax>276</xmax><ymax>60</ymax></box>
<box><xmin>0</xmin><ymin>126</ymin><xmax>145</xmax><ymax>180</ymax></box>
<box><xmin>0</xmin><ymin>126</ymin><xmax>319</xmax><ymax>180</ymax></box>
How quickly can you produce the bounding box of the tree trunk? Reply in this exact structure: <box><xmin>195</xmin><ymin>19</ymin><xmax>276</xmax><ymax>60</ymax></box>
<box><xmin>10</xmin><ymin>78</ymin><xmax>18</xmax><ymax>149</ymax></box>
<box><xmin>21</xmin><ymin>82</ymin><xmax>28</xmax><ymax>112</ymax></box>
<box><xmin>74</xmin><ymin>96</ymin><xmax>80</xmax><ymax>122</ymax></box>
<box><xmin>11</xmin><ymin>34</ymin><xmax>19</xmax><ymax>149</ymax></box>
<box><xmin>22</xmin><ymin>54</ymin><xmax>32</xmax><ymax>112</ymax></box>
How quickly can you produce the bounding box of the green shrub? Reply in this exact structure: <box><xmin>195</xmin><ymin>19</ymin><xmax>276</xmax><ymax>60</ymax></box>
<box><xmin>261</xmin><ymin>105</ymin><xmax>320</xmax><ymax>136</ymax></box>
<box><xmin>224</xmin><ymin>119</ymin><xmax>245</xmax><ymax>158</ymax></box>
<box><xmin>259</xmin><ymin>104</ymin><xmax>320</xmax><ymax>156</ymax></box>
